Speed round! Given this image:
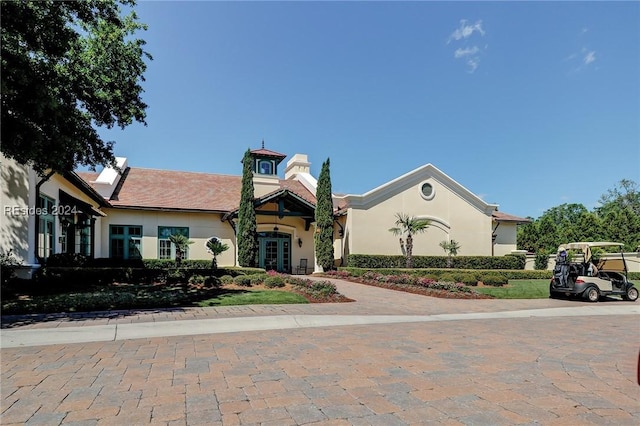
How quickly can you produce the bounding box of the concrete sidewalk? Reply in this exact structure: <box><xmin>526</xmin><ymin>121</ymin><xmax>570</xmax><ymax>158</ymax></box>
<box><xmin>2</xmin><ymin>278</ymin><xmax>640</xmax><ymax>425</ymax></box>
<box><xmin>2</xmin><ymin>305</ymin><xmax>639</xmax><ymax>348</ymax></box>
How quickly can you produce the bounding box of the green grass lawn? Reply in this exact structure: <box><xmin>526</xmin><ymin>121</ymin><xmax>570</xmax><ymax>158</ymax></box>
<box><xmin>474</xmin><ymin>279</ymin><xmax>550</xmax><ymax>299</ymax></box>
<box><xmin>196</xmin><ymin>289</ymin><xmax>309</xmax><ymax>306</ymax></box>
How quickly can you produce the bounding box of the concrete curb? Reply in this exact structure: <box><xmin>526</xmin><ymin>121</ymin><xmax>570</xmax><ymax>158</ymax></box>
<box><xmin>2</xmin><ymin>305</ymin><xmax>638</xmax><ymax>348</ymax></box>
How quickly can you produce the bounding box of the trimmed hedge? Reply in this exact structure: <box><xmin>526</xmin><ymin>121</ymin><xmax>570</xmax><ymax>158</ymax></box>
<box><xmin>36</xmin><ymin>265</ymin><xmax>265</xmax><ymax>290</ymax></box>
<box><xmin>339</xmin><ymin>267</ymin><xmax>552</xmax><ymax>281</ymax></box>
<box><xmin>46</xmin><ymin>256</ymin><xmax>257</xmax><ymax>271</ymax></box>
<box><xmin>346</xmin><ymin>254</ymin><xmax>526</xmax><ymax>270</ymax></box>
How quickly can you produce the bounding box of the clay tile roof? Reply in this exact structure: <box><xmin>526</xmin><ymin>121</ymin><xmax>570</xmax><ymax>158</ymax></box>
<box><xmin>492</xmin><ymin>211</ymin><xmax>532</xmax><ymax>223</ymax></box>
<box><xmin>276</xmin><ymin>179</ymin><xmax>316</xmax><ymax>205</ymax></box>
<box><xmin>250</xmin><ymin>148</ymin><xmax>287</xmax><ymax>158</ymax></box>
<box><xmin>109</xmin><ymin>168</ymin><xmax>243</xmax><ymax>212</ymax></box>
<box><xmin>78</xmin><ymin>167</ymin><xmax>316</xmax><ymax>213</ymax></box>
<box><xmin>76</xmin><ymin>171</ymin><xmax>100</xmax><ymax>182</ymax></box>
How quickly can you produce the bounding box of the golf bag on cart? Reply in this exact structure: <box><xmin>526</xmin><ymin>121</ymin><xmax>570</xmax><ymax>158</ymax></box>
<box><xmin>553</xmin><ymin>247</ymin><xmax>570</xmax><ymax>287</ymax></box>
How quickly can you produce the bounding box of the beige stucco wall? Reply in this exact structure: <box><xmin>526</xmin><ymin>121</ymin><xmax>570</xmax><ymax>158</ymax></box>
<box><xmin>99</xmin><ymin>209</ymin><xmax>237</xmax><ymax>265</ymax></box>
<box><xmin>253</xmin><ymin>175</ymin><xmax>282</xmax><ymax>198</ymax></box>
<box><xmin>343</xmin><ymin>178</ymin><xmax>494</xmax><ymax>257</ymax></box>
<box><xmin>1</xmin><ymin>155</ymin><xmax>106</xmax><ymax>267</ymax></box>
<box><xmin>100</xmin><ymin>206</ymin><xmax>316</xmax><ymax>268</ymax></box>
<box><xmin>493</xmin><ymin>222</ymin><xmax>519</xmax><ymax>256</ymax></box>
<box><xmin>1</xmin><ymin>155</ymin><xmax>35</xmax><ymax>265</ymax></box>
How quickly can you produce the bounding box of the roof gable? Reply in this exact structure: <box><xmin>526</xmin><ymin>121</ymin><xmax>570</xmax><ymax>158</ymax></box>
<box><xmin>223</xmin><ymin>187</ymin><xmax>316</xmax><ymax>221</ymax></box>
<box><xmin>336</xmin><ymin>163</ymin><xmax>497</xmax><ymax>215</ymax></box>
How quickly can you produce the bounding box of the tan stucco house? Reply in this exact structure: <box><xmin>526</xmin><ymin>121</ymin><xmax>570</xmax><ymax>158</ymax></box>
<box><xmin>1</xmin><ymin>147</ymin><xmax>530</xmax><ymax>276</ymax></box>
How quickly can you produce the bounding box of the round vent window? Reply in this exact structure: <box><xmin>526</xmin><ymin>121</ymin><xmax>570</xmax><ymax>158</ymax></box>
<box><xmin>420</xmin><ymin>182</ymin><xmax>435</xmax><ymax>200</ymax></box>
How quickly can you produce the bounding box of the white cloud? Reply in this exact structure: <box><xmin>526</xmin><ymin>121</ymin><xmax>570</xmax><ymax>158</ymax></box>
<box><xmin>448</xmin><ymin>19</ymin><xmax>485</xmax><ymax>43</ymax></box>
<box><xmin>565</xmin><ymin>47</ymin><xmax>597</xmax><ymax>74</ymax></box>
<box><xmin>466</xmin><ymin>58</ymin><xmax>480</xmax><ymax>73</ymax></box>
<box><xmin>454</xmin><ymin>46</ymin><xmax>480</xmax><ymax>58</ymax></box>
<box><xmin>583</xmin><ymin>50</ymin><xmax>596</xmax><ymax>65</ymax></box>
<box><xmin>447</xmin><ymin>19</ymin><xmax>487</xmax><ymax>73</ymax></box>
<box><xmin>565</xmin><ymin>28</ymin><xmax>598</xmax><ymax>73</ymax></box>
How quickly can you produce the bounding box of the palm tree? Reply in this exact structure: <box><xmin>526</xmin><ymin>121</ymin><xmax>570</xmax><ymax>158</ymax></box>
<box><xmin>205</xmin><ymin>237</ymin><xmax>229</xmax><ymax>270</ymax></box>
<box><xmin>389</xmin><ymin>213</ymin><xmax>431</xmax><ymax>268</ymax></box>
<box><xmin>439</xmin><ymin>239</ymin><xmax>461</xmax><ymax>268</ymax></box>
<box><xmin>168</xmin><ymin>234</ymin><xmax>194</xmax><ymax>266</ymax></box>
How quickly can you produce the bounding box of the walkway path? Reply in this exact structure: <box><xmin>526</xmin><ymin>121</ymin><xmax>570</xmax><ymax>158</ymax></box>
<box><xmin>2</xmin><ymin>278</ymin><xmax>639</xmax><ymax>425</ymax></box>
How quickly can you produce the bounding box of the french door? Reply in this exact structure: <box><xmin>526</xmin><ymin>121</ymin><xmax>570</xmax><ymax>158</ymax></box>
<box><xmin>258</xmin><ymin>232</ymin><xmax>291</xmax><ymax>273</ymax></box>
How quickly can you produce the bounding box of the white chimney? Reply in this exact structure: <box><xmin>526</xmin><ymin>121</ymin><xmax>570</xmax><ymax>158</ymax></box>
<box><xmin>91</xmin><ymin>157</ymin><xmax>127</xmax><ymax>199</ymax></box>
<box><xmin>284</xmin><ymin>153</ymin><xmax>317</xmax><ymax>195</ymax></box>
<box><xmin>284</xmin><ymin>154</ymin><xmax>311</xmax><ymax>179</ymax></box>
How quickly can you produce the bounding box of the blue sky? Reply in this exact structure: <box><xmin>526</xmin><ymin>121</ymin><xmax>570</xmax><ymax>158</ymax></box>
<box><xmin>97</xmin><ymin>1</ymin><xmax>640</xmax><ymax>219</ymax></box>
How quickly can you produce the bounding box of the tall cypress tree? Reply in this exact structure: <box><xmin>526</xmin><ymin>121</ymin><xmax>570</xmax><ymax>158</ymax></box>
<box><xmin>237</xmin><ymin>149</ymin><xmax>258</xmax><ymax>267</ymax></box>
<box><xmin>314</xmin><ymin>158</ymin><xmax>334</xmax><ymax>271</ymax></box>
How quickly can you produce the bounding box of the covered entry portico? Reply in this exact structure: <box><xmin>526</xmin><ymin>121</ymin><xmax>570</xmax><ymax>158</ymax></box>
<box><xmin>224</xmin><ymin>188</ymin><xmax>317</xmax><ymax>274</ymax></box>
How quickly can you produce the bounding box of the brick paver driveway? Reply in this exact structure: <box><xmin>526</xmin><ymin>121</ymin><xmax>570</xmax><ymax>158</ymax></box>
<box><xmin>2</xmin><ymin>278</ymin><xmax>639</xmax><ymax>425</ymax></box>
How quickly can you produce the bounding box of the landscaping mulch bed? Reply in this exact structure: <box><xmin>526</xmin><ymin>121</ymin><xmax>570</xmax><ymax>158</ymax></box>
<box><xmin>293</xmin><ymin>290</ymin><xmax>355</xmax><ymax>303</ymax></box>
<box><xmin>321</xmin><ymin>276</ymin><xmax>494</xmax><ymax>299</ymax></box>
<box><xmin>222</xmin><ymin>282</ymin><xmax>355</xmax><ymax>303</ymax></box>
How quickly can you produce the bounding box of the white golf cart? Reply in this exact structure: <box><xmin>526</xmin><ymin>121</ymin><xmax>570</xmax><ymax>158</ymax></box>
<box><xmin>550</xmin><ymin>241</ymin><xmax>638</xmax><ymax>302</ymax></box>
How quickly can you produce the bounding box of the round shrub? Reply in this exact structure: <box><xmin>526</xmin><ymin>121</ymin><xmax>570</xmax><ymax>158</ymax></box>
<box><xmin>264</xmin><ymin>276</ymin><xmax>285</xmax><ymax>288</ymax></box>
<box><xmin>188</xmin><ymin>275</ymin><xmax>206</xmax><ymax>285</ymax></box>
<box><xmin>458</xmin><ymin>273</ymin><xmax>479</xmax><ymax>286</ymax></box>
<box><xmin>204</xmin><ymin>276</ymin><xmax>221</xmax><ymax>288</ymax></box>
<box><xmin>438</xmin><ymin>272</ymin><xmax>457</xmax><ymax>283</ymax></box>
<box><xmin>286</xmin><ymin>276</ymin><xmax>308</xmax><ymax>286</ymax></box>
<box><xmin>233</xmin><ymin>275</ymin><xmax>252</xmax><ymax>287</ymax></box>
<box><xmin>220</xmin><ymin>275</ymin><xmax>234</xmax><ymax>284</ymax></box>
<box><xmin>249</xmin><ymin>274</ymin><xmax>268</xmax><ymax>286</ymax></box>
<box><xmin>481</xmin><ymin>273</ymin><xmax>508</xmax><ymax>286</ymax></box>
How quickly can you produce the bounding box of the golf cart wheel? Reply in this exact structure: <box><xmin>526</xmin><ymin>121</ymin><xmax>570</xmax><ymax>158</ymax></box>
<box><xmin>623</xmin><ymin>286</ymin><xmax>639</xmax><ymax>302</ymax></box>
<box><xmin>584</xmin><ymin>286</ymin><xmax>600</xmax><ymax>302</ymax></box>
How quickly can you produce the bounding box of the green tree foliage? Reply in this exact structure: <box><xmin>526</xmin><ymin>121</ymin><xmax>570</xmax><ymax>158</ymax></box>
<box><xmin>237</xmin><ymin>149</ymin><xmax>258</xmax><ymax>267</ymax></box>
<box><xmin>205</xmin><ymin>237</ymin><xmax>229</xmax><ymax>270</ymax></box>
<box><xmin>601</xmin><ymin>208</ymin><xmax>640</xmax><ymax>250</ymax></box>
<box><xmin>597</xmin><ymin>179</ymin><xmax>640</xmax><ymax>216</ymax></box>
<box><xmin>534</xmin><ymin>250</ymin><xmax>550</xmax><ymax>270</ymax></box>
<box><xmin>168</xmin><ymin>234</ymin><xmax>193</xmax><ymax>267</ymax></box>
<box><xmin>1</xmin><ymin>0</ymin><xmax>151</xmax><ymax>174</ymax></box>
<box><xmin>314</xmin><ymin>158</ymin><xmax>335</xmax><ymax>271</ymax></box>
<box><xmin>439</xmin><ymin>239</ymin><xmax>461</xmax><ymax>268</ymax></box>
<box><xmin>517</xmin><ymin>179</ymin><xmax>640</xmax><ymax>253</ymax></box>
<box><xmin>389</xmin><ymin>213</ymin><xmax>431</xmax><ymax>268</ymax></box>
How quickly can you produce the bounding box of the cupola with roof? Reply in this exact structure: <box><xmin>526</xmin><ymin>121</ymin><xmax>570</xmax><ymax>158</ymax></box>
<box><xmin>247</xmin><ymin>140</ymin><xmax>287</xmax><ymax>176</ymax></box>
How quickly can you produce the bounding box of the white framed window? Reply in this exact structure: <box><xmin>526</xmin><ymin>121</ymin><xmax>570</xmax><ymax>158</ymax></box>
<box><xmin>158</xmin><ymin>226</ymin><xmax>189</xmax><ymax>260</ymax></box>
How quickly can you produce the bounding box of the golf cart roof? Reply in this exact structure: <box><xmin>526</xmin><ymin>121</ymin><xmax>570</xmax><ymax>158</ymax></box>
<box><xmin>565</xmin><ymin>242</ymin><xmax>624</xmax><ymax>249</ymax></box>
<box><xmin>563</xmin><ymin>242</ymin><xmax>625</xmax><ymax>264</ymax></box>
